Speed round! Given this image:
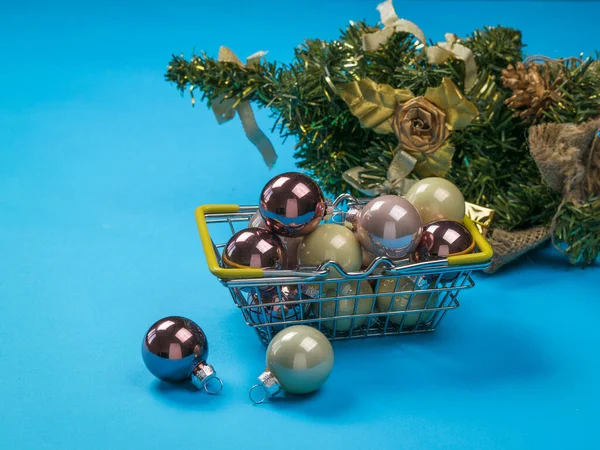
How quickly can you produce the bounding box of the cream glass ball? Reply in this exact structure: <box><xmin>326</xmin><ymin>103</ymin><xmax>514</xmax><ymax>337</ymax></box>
<box><xmin>266</xmin><ymin>325</ymin><xmax>334</xmax><ymax>394</ymax></box>
<box><xmin>297</xmin><ymin>224</ymin><xmax>362</xmax><ymax>273</ymax></box>
<box><xmin>312</xmin><ymin>280</ymin><xmax>375</xmax><ymax>331</ymax></box>
<box><xmin>404</xmin><ymin>177</ymin><xmax>465</xmax><ymax>224</ymax></box>
<box><xmin>376</xmin><ymin>277</ymin><xmax>438</xmax><ymax>327</ymax></box>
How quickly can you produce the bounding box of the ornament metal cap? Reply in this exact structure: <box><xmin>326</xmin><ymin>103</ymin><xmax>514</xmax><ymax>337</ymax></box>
<box><xmin>324</xmin><ymin>197</ymin><xmax>335</xmax><ymax>221</ymax></box>
<box><xmin>249</xmin><ymin>370</ymin><xmax>281</xmax><ymax>404</ymax></box>
<box><xmin>191</xmin><ymin>362</ymin><xmax>223</xmax><ymax>395</ymax></box>
<box><xmin>343</xmin><ymin>204</ymin><xmax>362</xmax><ymax>231</ymax></box>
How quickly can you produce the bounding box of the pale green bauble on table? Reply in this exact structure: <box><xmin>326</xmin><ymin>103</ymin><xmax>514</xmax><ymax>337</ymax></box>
<box><xmin>404</xmin><ymin>177</ymin><xmax>465</xmax><ymax>224</ymax></box>
<box><xmin>376</xmin><ymin>277</ymin><xmax>439</xmax><ymax>328</ymax></box>
<box><xmin>312</xmin><ymin>280</ymin><xmax>375</xmax><ymax>331</ymax></box>
<box><xmin>297</xmin><ymin>224</ymin><xmax>362</xmax><ymax>272</ymax></box>
<box><xmin>266</xmin><ymin>325</ymin><xmax>334</xmax><ymax>395</ymax></box>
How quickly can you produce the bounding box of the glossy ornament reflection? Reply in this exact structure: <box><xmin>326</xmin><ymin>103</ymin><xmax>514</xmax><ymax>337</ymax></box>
<box><xmin>361</xmin><ymin>247</ymin><xmax>376</xmax><ymax>268</ymax></box>
<box><xmin>312</xmin><ymin>280</ymin><xmax>375</xmax><ymax>331</ymax></box>
<box><xmin>248</xmin><ymin>211</ymin><xmax>267</xmax><ymax>229</ymax></box>
<box><xmin>141</xmin><ymin>316</ymin><xmax>222</xmax><ymax>394</ymax></box>
<box><xmin>376</xmin><ymin>278</ymin><xmax>438</xmax><ymax>328</ymax></box>
<box><xmin>247</xmin><ymin>285</ymin><xmax>312</xmax><ymax>325</ymax></box>
<box><xmin>259</xmin><ymin>172</ymin><xmax>326</xmax><ymax>237</ymax></box>
<box><xmin>353</xmin><ymin>195</ymin><xmax>423</xmax><ymax>259</ymax></box>
<box><xmin>413</xmin><ymin>220</ymin><xmax>475</xmax><ymax>261</ymax></box>
<box><xmin>297</xmin><ymin>224</ymin><xmax>362</xmax><ymax>273</ymax></box>
<box><xmin>248</xmin><ymin>211</ymin><xmax>303</xmax><ymax>269</ymax></box>
<box><xmin>250</xmin><ymin>325</ymin><xmax>334</xmax><ymax>403</ymax></box>
<box><xmin>404</xmin><ymin>177</ymin><xmax>465</xmax><ymax>224</ymax></box>
<box><xmin>223</xmin><ymin>227</ymin><xmax>287</xmax><ymax>270</ymax></box>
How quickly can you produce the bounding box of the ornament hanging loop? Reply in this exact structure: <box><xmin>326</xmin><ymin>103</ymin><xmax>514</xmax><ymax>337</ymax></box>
<box><xmin>249</xmin><ymin>370</ymin><xmax>282</xmax><ymax>404</ymax></box>
<box><xmin>203</xmin><ymin>376</ymin><xmax>224</xmax><ymax>395</ymax></box>
<box><xmin>249</xmin><ymin>384</ymin><xmax>269</xmax><ymax>405</ymax></box>
<box><xmin>191</xmin><ymin>361</ymin><xmax>222</xmax><ymax>394</ymax></box>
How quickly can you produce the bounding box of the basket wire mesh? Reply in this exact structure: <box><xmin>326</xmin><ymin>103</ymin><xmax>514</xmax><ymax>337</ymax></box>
<box><xmin>199</xmin><ymin>195</ymin><xmax>491</xmax><ymax>346</ymax></box>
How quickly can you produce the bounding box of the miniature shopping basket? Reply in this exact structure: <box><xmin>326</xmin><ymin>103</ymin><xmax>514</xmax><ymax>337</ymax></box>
<box><xmin>195</xmin><ymin>195</ymin><xmax>493</xmax><ymax>346</ymax></box>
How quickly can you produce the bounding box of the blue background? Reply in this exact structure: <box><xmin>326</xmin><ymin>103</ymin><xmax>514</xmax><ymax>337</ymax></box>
<box><xmin>1</xmin><ymin>1</ymin><xmax>598</xmax><ymax>448</ymax></box>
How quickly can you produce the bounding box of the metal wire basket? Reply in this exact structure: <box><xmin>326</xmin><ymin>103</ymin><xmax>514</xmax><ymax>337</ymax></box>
<box><xmin>195</xmin><ymin>195</ymin><xmax>493</xmax><ymax>347</ymax></box>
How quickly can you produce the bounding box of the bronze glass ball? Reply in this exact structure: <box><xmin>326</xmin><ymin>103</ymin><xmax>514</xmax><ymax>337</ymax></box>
<box><xmin>223</xmin><ymin>227</ymin><xmax>287</xmax><ymax>270</ymax></box>
<box><xmin>355</xmin><ymin>195</ymin><xmax>423</xmax><ymax>259</ymax></box>
<box><xmin>259</xmin><ymin>172</ymin><xmax>326</xmax><ymax>237</ymax></box>
<box><xmin>141</xmin><ymin>316</ymin><xmax>208</xmax><ymax>383</ymax></box>
<box><xmin>416</xmin><ymin>220</ymin><xmax>475</xmax><ymax>261</ymax></box>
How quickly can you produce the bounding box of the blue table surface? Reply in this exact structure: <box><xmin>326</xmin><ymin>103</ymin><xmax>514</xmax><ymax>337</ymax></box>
<box><xmin>1</xmin><ymin>1</ymin><xmax>599</xmax><ymax>449</ymax></box>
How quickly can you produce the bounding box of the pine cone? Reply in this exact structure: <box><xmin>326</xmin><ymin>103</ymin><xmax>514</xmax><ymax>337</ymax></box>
<box><xmin>501</xmin><ymin>62</ymin><xmax>564</xmax><ymax>123</ymax></box>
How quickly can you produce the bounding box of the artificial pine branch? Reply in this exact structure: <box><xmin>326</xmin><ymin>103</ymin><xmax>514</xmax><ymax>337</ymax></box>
<box><xmin>165</xmin><ymin>21</ymin><xmax>600</xmax><ymax>265</ymax></box>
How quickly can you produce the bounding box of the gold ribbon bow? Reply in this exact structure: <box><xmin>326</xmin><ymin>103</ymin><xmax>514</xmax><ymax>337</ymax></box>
<box><xmin>337</xmin><ymin>77</ymin><xmax>478</xmax><ymax>177</ymax></box>
<box><xmin>212</xmin><ymin>46</ymin><xmax>277</xmax><ymax>168</ymax></box>
<box><xmin>426</xmin><ymin>33</ymin><xmax>477</xmax><ymax>92</ymax></box>
<box><xmin>362</xmin><ymin>0</ymin><xmax>426</xmax><ymax>51</ymax></box>
<box><xmin>342</xmin><ymin>150</ymin><xmax>417</xmax><ymax>196</ymax></box>
<box><xmin>362</xmin><ymin>0</ymin><xmax>477</xmax><ymax>92</ymax></box>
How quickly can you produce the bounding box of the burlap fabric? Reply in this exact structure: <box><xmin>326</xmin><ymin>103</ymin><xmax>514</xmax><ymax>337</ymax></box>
<box><xmin>485</xmin><ymin>117</ymin><xmax>600</xmax><ymax>273</ymax></box>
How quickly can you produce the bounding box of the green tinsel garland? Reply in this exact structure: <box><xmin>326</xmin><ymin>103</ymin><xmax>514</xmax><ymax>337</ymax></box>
<box><xmin>165</xmin><ymin>21</ymin><xmax>600</xmax><ymax>266</ymax></box>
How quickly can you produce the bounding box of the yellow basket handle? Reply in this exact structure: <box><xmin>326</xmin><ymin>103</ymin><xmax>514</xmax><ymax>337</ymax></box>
<box><xmin>448</xmin><ymin>216</ymin><xmax>494</xmax><ymax>266</ymax></box>
<box><xmin>195</xmin><ymin>204</ymin><xmax>265</xmax><ymax>279</ymax></box>
<box><xmin>196</xmin><ymin>205</ymin><xmax>493</xmax><ymax>278</ymax></box>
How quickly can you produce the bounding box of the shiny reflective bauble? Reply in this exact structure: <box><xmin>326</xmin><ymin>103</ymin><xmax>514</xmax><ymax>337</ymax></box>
<box><xmin>223</xmin><ymin>227</ymin><xmax>287</xmax><ymax>270</ymax></box>
<box><xmin>248</xmin><ymin>211</ymin><xmax>302</xmax><ymax>269</ymax></box>
<box><xmin>312</xmin><ymin>280</ymin><xmax>375</xmax><ymax>331</ymax></box>
<box><xmin>266</xmin><ymin>325</ymin><xmax>334</xmax><ymax>394</ymax></box>
<box><xmin>404</xmin><ymin>177</ymin><xmax>465</xmax><ymax>224</ymax></box>
<box><xmin>248</xmin><ymin>211</ymin><xmax>267</xmax><ymax>229</ymax></box>
<box><xmin>141</xmin><ymin>316</ymin><xmax>208</xmax><ymax>383</ymax></box>
<box><xmin>355</xmin><ymin>195</ymin><xmax>423</xmax><ymax>259</ymax></box>
<box><xmin>361</xmin><ymin>247</ymin><xmax>376</xmax><ymax>268</ymax></box>
<box><xmin>259</xmin><ymin>172</ymin><xmax>326</xmax><ymax>237</ymax></box>
<box><xmin>284</xmin><ymin>237</ymin><xmax>303</xmax><ymax>270</ymax></box>
<box><xmin>415</xmin><ymin>220</ymin><xmax>475</xmax><ymax>261</ymax></box>
<box><xmin>298</xmin><ymin>224</ymin><xmax>362</xmax><ymax>273</ymax></box>
<box><xmin>248</xmin><ymin>285</ymin><xmax>311</xmax><ymax>323</ymax></box>
<box><xmin>376</xmin><ymin>278</ymin><xmax>438</xmax><ymax>328</ymax></box>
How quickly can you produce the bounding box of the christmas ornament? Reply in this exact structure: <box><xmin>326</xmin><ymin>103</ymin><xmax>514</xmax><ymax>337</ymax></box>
<box><xmin>413</xmin><ymin>220</ymin><xmax>475</xmax><ymax>262</ymax></box>
<box><xmin>343</xmin><ymin>149</ymin><xmax>417</xmax><ymax>197</ymax></box>
<box><xmin>223</xmin><ymin>227</ymin><xmax>287</xmax><ymax>270</ymax></box>
<box><xmin>259</xmin><ymin>172</ymin><xmax>326</xmax><ymax>238</ymax></box>
<box><xmin>465</xmin><ymin>202</ymin><xmax>495</xmax><ymax>236</ymax></box>
<box><xmin>247</xmin><ymin>285</ymin><xmax>312</xmax><ymax>324</ymax></box>
<box><xmin>168</xmin><ymin>0</ymin><xmax>600</xmax><ymax>269</ymax></box>
<box><xmin>284</xmin><ymin>237</ymin><xmax>303</xmax><ymax>270</ymax></box>
<box><xmin>350</xmin><ymin>195</ymin><xmax>422</xmax><ymax>259</ymax></box>
<box><xmin>362</xmin><ymin>1</ymin><xmax>477</xmax><ymax>90</ymax></box>
<box><xmin>312</xmin><ymin>280</ymin><xmax>375</xmax><ymax>331</ymax></box>
<box><xmin>249</xmin><ymin>325</ymin><xmax>334</xmax><ymax>403</ymax></box>
<box><xmin>404</xmin><ymin>177</ymin><xmax>466</xmax><ymax>224</ymax></box>
<box><xmin>361</xmin><ymin>247</ymin><xmax>376</xmax><ymax>268</ymax></box>
<box><xmin>248</xmin><ymin>211</ymin><xmax>267</xmax><ymax>229</ymax></box>
<box><xmin>338</xmin><ymin>77</ymin><xmax>477</xmax><ymax>177</ymax></box>
<box><xmin>501</xmin><ymin>61</ymin><xmax>564</xmax><ymax>124</ymax></box>
<box><xmin>376</xmin><ymin>278</ymin><xmax>438</xmax><ymax>328</ymax></box>
<box><xmin>141</xmin><ymin>316</ymin><xmax>222</xmax><ymax>394</ymax></box>
<box><xmin>210</xmin><ymin>46</ymin><xmax>277</xmax><ymax>167</ymax></box>
<box><xmin>297</xmin><ymin>224</ymin><xmax>362</xmax><ymax>273</ymax></box>
<box><xmin>249</xmin><ymin>211</ymin><xmax>303</xmax><ymax>268</ymax></box>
